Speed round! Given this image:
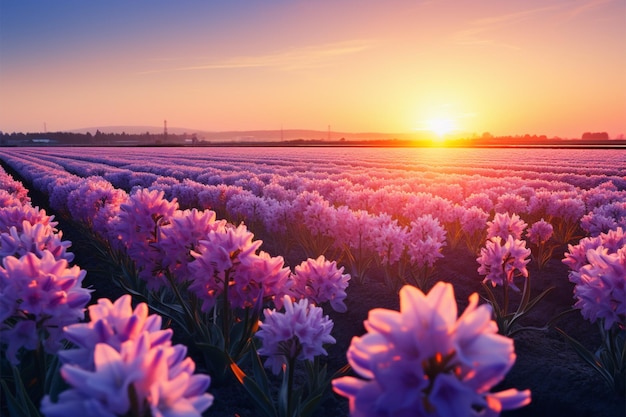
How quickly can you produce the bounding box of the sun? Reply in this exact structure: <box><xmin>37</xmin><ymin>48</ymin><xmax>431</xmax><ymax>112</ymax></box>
<box><xmin>427</xmin><ymin>118</ymin><xmax>457</xmax><ymax>138</ymax></box>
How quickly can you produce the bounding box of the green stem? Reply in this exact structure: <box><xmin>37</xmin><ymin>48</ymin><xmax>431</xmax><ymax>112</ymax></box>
<box><xmin>166</xmin><ymin>271</ymin><xmax>196</xmax><ymax>334</ymax></box>
<box><xmin>287</xmin><ymin>356</ymin><xmax>296</xmax><ymax>417</ymax></box>
<box><xmin>223</xmin><ymin>269</ymin><xmax>231</xmax><ymax>351</ymax></box>
<box><xmin>33</xmin><ymin>341</ymin><xmax>46</xmax><ymax>403</ymax></box>
<box><xmin>502</xmin><ymin>272</ymin><xmax>510</xmax><ymax>318</ymax></box>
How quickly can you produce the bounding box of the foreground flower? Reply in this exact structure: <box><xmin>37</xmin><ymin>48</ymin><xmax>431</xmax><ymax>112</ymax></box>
<box><xmin>256</xmin><ymin>295</ymin><xmax>336</xmax><ymax>375</ymax></box>
<box><xmin>569</xmin><ymin>246</ymin><xmax>626</xmax><ymax>330</ymax></box>
<box><xmin>332</xmin><ymin>282</ymin><xmax>531</xmax><ymax>417</ymax></box>
<box><xmin>560</xmin><ymin>228</ymin><xmax>626</xmax><ymax>396</ymax></box>
<box><xmin>563</xmin><ymin>228</ymin><xmax>626</xmax><ymax>329</ymax></box>
<box><xmin>0</xmin><ymin>251</ymin><xmax>91</xmax><ymax>363</ymax></box>
<box><xmin>42</xmin><ymin>295</ymin><xmax>213</xmax><ymax>417</ymax></box>
<box><xmin>58</xmin><ymin>294</ymin><xmax>172</xmax><ymax>368</ymax></box>
<box><xmin>291</xmin><ymin>255</ymin><xmax>351</xmax><ymax>312</ymax></box>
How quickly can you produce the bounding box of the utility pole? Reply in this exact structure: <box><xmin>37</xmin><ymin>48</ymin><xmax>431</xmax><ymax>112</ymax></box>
<box><xmin>164</xmin><ymin>120</ymin><xmax>168</xmax><ymax>142</ymax></box>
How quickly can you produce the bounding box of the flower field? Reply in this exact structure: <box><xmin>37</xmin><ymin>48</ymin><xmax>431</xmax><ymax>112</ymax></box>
<box><xmin>0</xmin><ymin>146</ymin><xmax>624</xmax><ymax>417</ymax></box>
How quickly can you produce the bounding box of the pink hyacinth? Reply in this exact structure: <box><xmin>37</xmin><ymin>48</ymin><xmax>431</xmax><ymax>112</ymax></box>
<box><xmin>409</xmin><ymin>214</ymin><xmax>447</xmax><ymax>244</ymax></box>
<box><xmin>0</xmin><ymin>204</ymin><xmax>57</xmax><ymax>234</ymax></box>
<box><xmin>188</xmin><ymin>223</ymin><xmax>282</xmax><ymax>311</ymax></box>
<box><xmin>0</xmin><ymin>221</ymin><xmax>73</xmax><ymax>263</ymax></box>
<box><xmin>291</xmin><ymin>255</ymin><xmax>351</xmax><ymax>313</ymax></box>
<box><xmin>158</xmin><ymin>208</ymin><xmax>226</xmax><ymax>283</ymax></box>
<box><xmin>548</xmin><ymin>197</ymin><xmax>586</xmax><ymax>223</ymax></box>
<box><xmin>460</xmin><ymin>206</ymin><xmax>489</xmax><ymax>236</ymax></box>
<box><xmin>477</xmin><ymin>236</ymin><xmax>530</xmax><ymax>291</ymax></box>
<box><xmin>231</xmin><ymin>250</ymin><xmax>292</xmax><ymax>310</ymax></box>
<box><xmin>407</xmin><ymin>215</ymin><xmax>447</xmax><ymax>268</ymax></box>
<box><xmin>371</xmin><ymin>220</ymin><xmax>408</xmax><ymax>266</ymax></box>
<box><xmin>563</xmin><ymin>228</ymin><xmax>626</xmax><ymax>273</ymax></box>
<box><xmin>67</xmin><ymin>178</ymin><xmax>124</xmax><ymax>226</ymax></box>
<box><xmin>0</xmin><ymin>251</ymin><xmax>91</xmax><ymax>364</ymax></box>
<box><xmin>41</xmin><ymin>296</ymin><xmax>213</xmax><ymax>417</ymax></box>
<box><xmin>569</xmin><ymin>247</ymin><xmax>626</xmax><ymax>330</ymax></box>
<box><xmin>256</xmin><ymin>295</ymin><xmax>336</xmax><ymax>375</ymax></box>
<box><xmin>464</xmin><ymin>192</ymin><xmax>494</xmax><ymax>213</ymax></box>
<box><xmin>526</xmin><ymin>219</ymin><xmax>553</xmax><ymax>245</ymax></box>
<box><xmin>486</xmin><ymin>212</ymin><xmax>528</xmax><ymax>241</ymax></box>
<box><xmin>58</xmin><ymin>294</ymin><xmax>172</xmax><ymax>368</ymax></box>
<box><xmin>0</xmin><ymin>172</ymin><xmax>30</xmax><ymax>204</ymax></box>
<box><xmin>0</xmin><ymin>189</ymin><xmax>23</xmax><ymax>208</ymax></box>
<box><xmin>332</xmin><ymin>282</ymin><xmax>531</xmax><ymax>417</ymax></box>
<box><xmin>564</xmin><ymin>228</ymin><xmax>626</xmax><ymax>330</ymax></box>
<box><xmin>494</xmin><ymin>193</ymin><xmax>528</xmax><ymax>215</ymax></box>
<box><xmin>113</xmin><ymin>188</ymin><xmax>179</xmax><ymax>289</ymax></box>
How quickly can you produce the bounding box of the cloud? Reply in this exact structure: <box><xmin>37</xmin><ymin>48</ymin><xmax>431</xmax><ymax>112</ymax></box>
<box><xmin>559</xmin><ymin>0</ymin><xmax>615</xmax><ymax>21</ymax></box>
<box><xmin>453</xmin><ymin>5</ymin><xmax>560</xmax><ymax>49</ymax></box>
<box><xmin>453</xmin><ymin>0</ymin><xmax>617</xmax><ymax>48</ymax></box>
<box><xmin>140</xmin><ymin>39</ymin><xmax>375</xmax><ymax>74</ymax></box>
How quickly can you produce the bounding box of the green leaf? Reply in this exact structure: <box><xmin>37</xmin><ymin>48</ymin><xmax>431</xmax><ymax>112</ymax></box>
<box><xmin>1</xmin><ymin>378</ymin><xmax>29</xmax><ymax>417</ymax></box>
<box><xmin>240</xmin><ymin>375</ymin><xmax>277</xmax><ymax>417</ymax></box>
<box><xmin>249</xmin><ymin>344</ymin><xmax>272</xmax><ymax>398</ymax></box>
<box><xmin>43</xmin><ymin>354</ymin><xmax>67</xmax><ymax>402</ymax></box>
<box><xmin>0</xmin><ymin>367</ymin><xmax>42</xmax><ymax>417</ymax></box>
<box><xmin>555</xmin><ymin>327</ymin><xmax>614</xmax><ymax>388</ymax></box>
<box><xmin>480</xmin><ymin>282</ymin><xmax>501</xmax><ymax>316</ymax></box>
<box><xmin>521</xmin><ymin>286</ymin><xmax>554</xmax><ymax>316</ymax></box>
<box><xmin>299</xmin><ymin>393</ymin><xmax>324</xmax><ymax>417</ymax></box>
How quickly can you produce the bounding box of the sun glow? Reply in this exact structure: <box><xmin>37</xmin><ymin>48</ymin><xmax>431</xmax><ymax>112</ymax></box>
<box><xmin>427</xmin><ymin>118</ymin><xmax>457</xmax><ymax>138</ymax></box>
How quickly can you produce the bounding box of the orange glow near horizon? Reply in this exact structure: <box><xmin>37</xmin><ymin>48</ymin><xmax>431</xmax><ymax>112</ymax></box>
<box><xmin>0</xmin><ymin>2</ymin><xmax>624</xmax><ymax>138</ymax></box>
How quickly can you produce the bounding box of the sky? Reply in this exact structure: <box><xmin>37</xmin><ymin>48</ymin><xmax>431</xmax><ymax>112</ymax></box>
<box><xmin>0</xmin><ymin>0</ymin><xmax>624</xmax><ymax>139</ymax></box>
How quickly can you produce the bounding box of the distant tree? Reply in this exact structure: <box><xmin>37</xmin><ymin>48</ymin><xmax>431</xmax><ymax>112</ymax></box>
<box><xmin>582</xmin><ymin>131</ymin><xmax>609</xmax><ymax>140</ymax></box>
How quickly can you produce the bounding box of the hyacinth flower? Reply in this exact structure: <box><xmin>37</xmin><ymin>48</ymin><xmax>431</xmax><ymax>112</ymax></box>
<box><xmin>0</xmin><ymin>220</ymin><xmax>74</xmax><ymax>263</ymax></box>
<box><xmin>477</xmin><ymin>235</ymin><xmax>554</xmax><ymax>335</ymax></box>
<box><xmin>526</xmin><ymin>218</ymin><xmax>555</xmax><ymax>270</ymax></box>
<box><xmin>0</xmin><ymin>204</ymin><xmax>58</xmax><ymax>235</ymax></box>
<box><xmin>460</xmin><ymin>206</ymin><xmax>489</xmax><ymax>254</ymax></box>
<box><xmin>547</xmin><ymin>197</ymin><xmax>586</xmax><ymax>244</ymax></box>
<box><xmin>232</xmin><ymin>296</ymin><xmax>347</xmax><ymax>417</ymax></box>
<box><xmin>0</xmin><ymin>251</ymin><xmax>91</xmax><ymax>364</ymax></box>
<box><xmin>41</xmin><ymin>295</ymin><xmax>214</xmax><ymax>417</ymax></box>
<box><xmin>332</xmin><ymin>206</ymin><xmax>375</xmax><ymax>283</ymax></box>
<box><xmin>291</xmin><ymin>255</ymin><xmax>351</xmax><ymax>313</ymax></box>
<box><xmin>486</xmin><ymin>212</ymin><xmax>528</xmax><ymax>241</ymax></box>
<box><xmin>297</xmin><ymin>195</ymin><xmax>338</xmax><ymax>259</ymax></box>
<box><xmin>113</xmin><ymin>188</ymin><xmax>179</xmax><ymax>291</ymax></box>
<box><xmin>403</xmin><ymin>214</ymin><xmax>447</xmax><ymax>290</ymax></box>
<box><xmin>186</xmin><ymin>223</ymin><xmax>294</xmax><ymax>379</ymax></box>
<box><xmin>560</xmin><ymin>230</ymin><xmax>626</xmax><ymax>396</ymax></box>
<box><xmin>0</xmin><ymin>250</ymin><xmax>91</xmax><ymax>412</ymax></box>
<box><xmin>371</xmin><ymin>220</ymin><xmax>409</xmax><ymax>290</ymax></box>
<box><xmin>332</xmin><ymin>282</ymin><xmax>531</xmax><ymax>417</ymax></box>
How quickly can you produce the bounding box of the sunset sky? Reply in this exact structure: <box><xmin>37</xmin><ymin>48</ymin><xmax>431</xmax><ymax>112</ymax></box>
<box><xmin>1</xmin><ymin>0</ymin><xmax>624</xmax><ymax>138</ymax></box>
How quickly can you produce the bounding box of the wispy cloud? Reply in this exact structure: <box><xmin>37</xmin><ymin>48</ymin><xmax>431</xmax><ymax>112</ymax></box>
<box><xmin>452</xmin><ymin>5</ymin><xmax>560</xmax><ymax>49</ymax></box>
<box><xmin>453</xmin><ymin>1</ymin><xmax>617</xmax><ymax>48</ymax></box>
<box><xmin>139</xmin><ymin>39</ymin><xmax>375</xmax><ymax>74</ymax></box>
<box><xmin>558</xmin><ymin>0</ymin><xmax>615</xmax><ymax>22</ymax></box>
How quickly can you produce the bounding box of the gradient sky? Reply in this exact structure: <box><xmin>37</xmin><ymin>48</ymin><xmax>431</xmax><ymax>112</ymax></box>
<box><xmin>1</xmin><ymin>0</ymin><xmax>624</xmax><ymax>138</ymax></box>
